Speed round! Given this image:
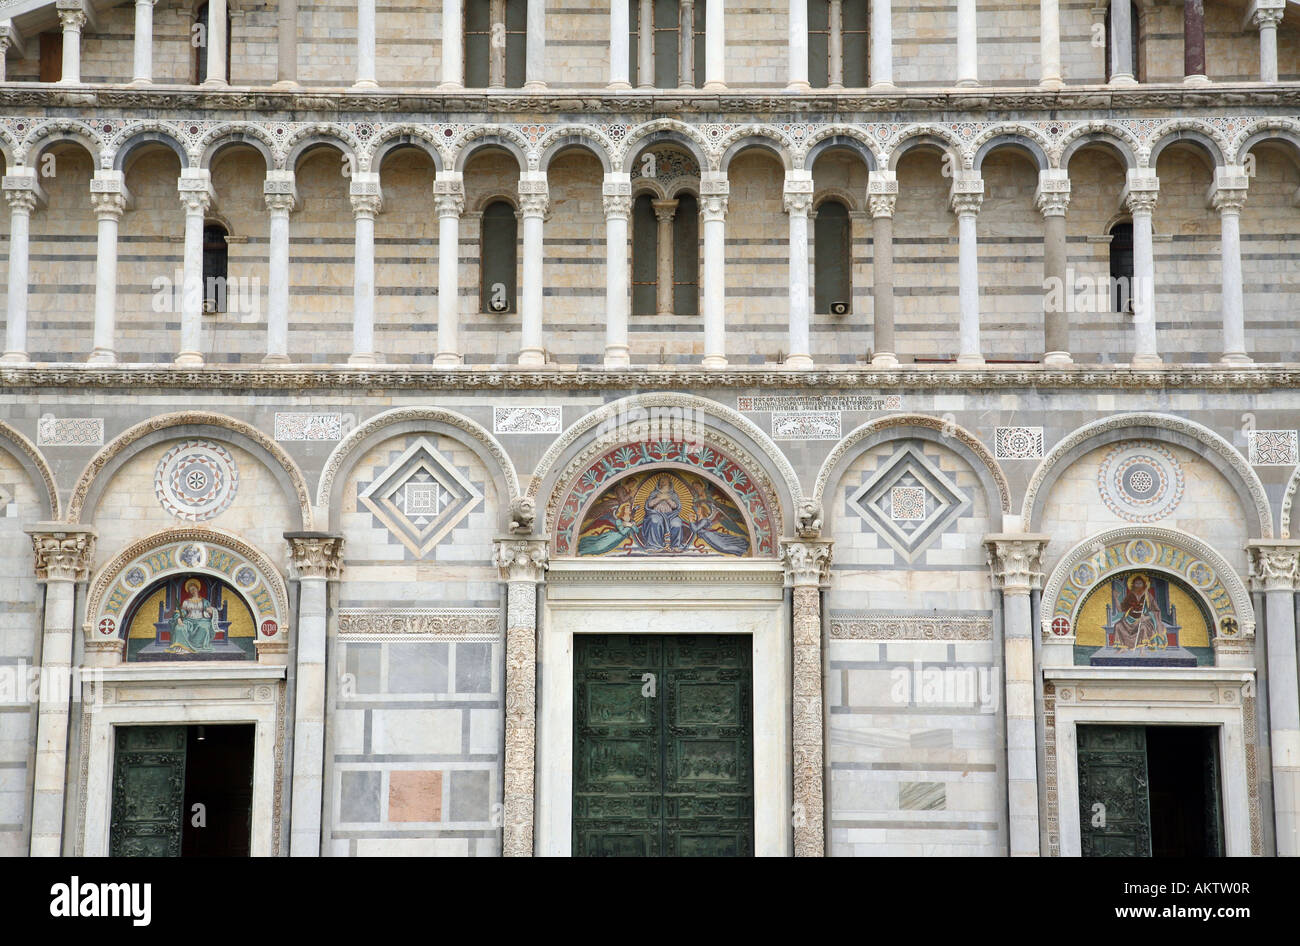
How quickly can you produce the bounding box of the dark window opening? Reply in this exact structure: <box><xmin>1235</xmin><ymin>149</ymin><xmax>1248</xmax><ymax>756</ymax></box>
<box><xmin>672</xmin><ymin>193</ymin><xmax>699</xmax><ymax>315</ymax></box>
<box><xmin>631</xmin><ymin>194</ymin><xmax>658</xmax><ymax>316</ymax></box>
<box><xmin>39</xmin><ymin>32</ymin><xmax>62</xmax><ymax>83</ymax></box>
<box><xmin>814</xmin><ymin>199</ymin><xmax>852</xmax><ymax>314</ymax></box>
<box><xmin>202</xmin><ymin>223</ymin><xmax>229</xmax><ymax>314</ymax></box>
<box><xmin>1109</xmin><ymin>221</ymin><xmax>1134</xmax><ymax>313</ymax></box>
<box><xmin>481</xmin><ymin>200</ymin><xmax>518</xmax><ymax>313</ymax></box>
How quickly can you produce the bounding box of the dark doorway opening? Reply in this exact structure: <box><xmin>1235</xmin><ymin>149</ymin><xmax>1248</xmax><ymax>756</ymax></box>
<box><xmin>182</xmin><ymin>724</ymin><xmax>255</xmax><ymax>856</ymax></box>
<box><xmin>1146</xmin><ymin>725</ymin><xmax>1222</xmax><ymax>857</ymax></box>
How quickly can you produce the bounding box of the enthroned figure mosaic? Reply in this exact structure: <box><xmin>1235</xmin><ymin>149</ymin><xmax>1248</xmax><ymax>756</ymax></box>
<box><xmin>576</xmin><ymin>470</ymin><xmax>754</xmax><ymax>557</ymax></box>
<box><xmin>1074</xmin><ymin>569</ymin><xmax>1213</xmax><ymax>667</ymax></box>
<box><xmin>121</xmin><ymin>574</ymin><xmax>257</xmax><ymax>661</ymax></box>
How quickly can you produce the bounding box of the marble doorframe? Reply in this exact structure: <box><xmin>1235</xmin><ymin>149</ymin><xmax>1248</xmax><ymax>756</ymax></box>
<box><xmin>536</xmin><ymin>558</ymin><xmax>790</xmax><ymax>856</ymax></box>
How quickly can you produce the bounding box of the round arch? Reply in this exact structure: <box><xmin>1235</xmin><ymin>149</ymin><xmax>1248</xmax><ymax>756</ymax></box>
<box><xmin>1148</xmin><ymin>125</ymin><xmax>1226</xmax><ymax>170</ymax></box>
<box><xmin>804</xmin><ymin>129</ymin><xmax>881</xmax><ymax>173</ymax></box>
<box><xmin>109</xmin><ymin>128</ymin><xmax>190</xmax><ymax>172</ymax></box>
<box><xmin>718</xmin><ymin>131</ymin><xmax>794</xmax><ymax>174</ymax></box>
<box><xmin>530</xmin><ymin>394</ymin><xmax>802</xmax><ymax>538</ymax></box>
<box><xmin>812</xmin><ymin>414</ymin><xmax>1012</xmax><ymax>527</ymax></box>
<box><xmin>365</xmin><ymin>126</ymin><xmax>449</xmax><ymax>174</ymax></box>
<box><xmin>972</xmin><ymin>134</ymin><xmax>1050</xmax><ymax>173</ymax></box>
<box><xmin>199</xmin><ymin>126</ymin><xmax>277</xmax><ymax>172</ymax></box>
<box><xmin>0</xmin><ymin>419</ymin><xmax>60</xmax><ymax>519</ymax></box>
<box><xmin>67</xmin><ymin>412</ymin><xmax>314</xmax><ymax>529</ymax></box>
<box><xmin>619</xmin><ymin>121</ymin><xmax>711</xmax><ymax>175</ymax></box>
<box><xmin>282</xmin><ymin>127</ymin><xmax>361</xmax><ymax>173</ymax></box>
<box><xmin>1278</xmin><ymin>466</ymin><xmax>1300</xmax><ymax>538</ymax></box>
<box><xmin>537</xmin><ymin>128</ymin><xmax>614</xmax><ymax>175</ymax></box>
<box><xmin>886</xmin><ymin>126</ymin><xmax>966</xmax><ymax>172</ymax></box>
<box><xmin>1235</xmin><ymin>125</ymin><xmax>1300</xmax><ymax>172</ymax></box>
<box><xmin>1058</xmin><ymin>128</ymin><xmax>1140</xmax><ymax>172</ymax></box>
<box><xmin>453</xmin><ymin>130</ymin><xmax>531</xmax><ymax>173</ymax></box>
<box><xmin>1022</xmin><ymin>413</ymin><xmax>1271</xmax><ymax>538</ymax></box>
<box><xmin>315</xmin><ymin>407</ymin><xmax>520</xmax><ymax>532</ymax></box>
<box><xmin>23</xmin><ymin>120</ymin><xmax>105</xmax><ymax>168</ymax></box>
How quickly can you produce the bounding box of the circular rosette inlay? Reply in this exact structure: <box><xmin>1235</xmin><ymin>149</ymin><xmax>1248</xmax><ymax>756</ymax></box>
<box><xmin>155</xmin><ymin>439</ymin><xmax>240</xmax><ymax>522</ymax></box>
<box><xmin>1098</xmin><ymin>441</ymin><xmax>1184</xmax><ymax>524</ymax></box>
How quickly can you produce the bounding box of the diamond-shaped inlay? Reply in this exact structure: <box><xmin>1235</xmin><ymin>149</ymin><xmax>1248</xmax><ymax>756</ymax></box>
<box><xmin>358</xmin><ymin>438</ymin><xmax>483</xmax><ymax>558</ymax></box>
<box><xmin>847</xmin><ymin>445</ymin><xmax>971</xmax><ymax>563</ymax></box>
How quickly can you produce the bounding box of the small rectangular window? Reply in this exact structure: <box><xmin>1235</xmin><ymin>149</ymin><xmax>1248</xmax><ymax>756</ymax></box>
<box><xmin>40</xmin><ymin>32</ymin><xmax>63</xmax><ymax>83</ymax></box>
<box><xmin>465</xmin><ymin>3</ymin><xmax>492</xmax><ymax>88</ymax></box>
<box><xmin>481</xmin><ymin>202</ymin><xmax>518</xmax><ymax>314</ymax></box>
<box><xmin>809</xmin><ymin>2</ymin><xmax>830</xmax><ymax>89</ymax></box>
<box><xmin>842</xmin><ymin>0</ymin><xmax>869</xmax><ymax>88</ymax></box>
<box><xmin>504</xmin><ymin>0</ymin><xmax>528</xmax><ymax>88</ymax></box>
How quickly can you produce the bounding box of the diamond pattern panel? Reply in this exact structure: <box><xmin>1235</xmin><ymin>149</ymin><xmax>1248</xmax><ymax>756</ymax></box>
<box><xmin>357</xmin><ymin>438</ymin><xmax>484</xmax><ymax>559</ymax></box>
<box><xmin>847</xmin><ymin>445</ymin><xmax>972</xmax><ymax>564</ymax></box>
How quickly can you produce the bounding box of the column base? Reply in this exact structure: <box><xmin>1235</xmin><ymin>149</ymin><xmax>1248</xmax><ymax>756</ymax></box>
<box><xmin>350</xmin><ymin>79</ymin><xmax>380</xmax><ymax>90</ymax></box>
<box><xmin>701</xmin><ymin>81</ymin><xmax>727</xmax><ymax>93</ymax></box>
<box><xmin>701</xmin><ymin>354</ymin><xmax>728</xmax><ymax>369</ymax></box>
<box><xmin>433</xmin><ymin>351</ymin><xmax>463</xmax><ymax>367</ymax></box>
<box><xmin>272</xmin><ymin>79</ymin><xmax>302</xmax><ymax>90</ymax></box>
<box><xmin>1108</xmin><ymin>74</ymin><xmax>1138</xmax><ymax>87</ymax></box>
<box><xmin>201</xmin><ymin>78</ymin><xmax>230</xmax><ymax>89</ymax></box>
<box><xmin>1038</xmin><ymin>77</ymin><xmax>1065</xmax><ymax>91</ymax></box>
<box><xmin>174</xmin><ymin>350</ymin><xmax>204</xmax><ymax>367</ymax></box>
<box><xmin>437</xmin><ymin>82</ymin><xmax>465</xmax><ymax>92</ymax></box>
<box><xmin>1130</xmin><ymin>353</ymin><xmax>1163</xmax><ymax>368</ymax></box>
<box><xmin>87</xmin><ymin>348</ymin><xmax>117</xmax><ymax>365</ymax></box>
<box><xmin>261</xmin><ymin>353</ymin><xmax>291</xmax><ymax>365</ymax></box>
<box><xmin>518</xmin><ymin>348</ymin><xmax>546</xmax><ymax>368</ymax></box>
<box><xmin>1183</xmin><ymin>74</ymin><xmax>1211</xmax><ymax>86</ymax></box>
<box><xmin>1220</xmin><ymin>351</ymin><xmax>1253</xmax><ymax>366</ymax></box>
<box><xmin>128</xmin><ymin>77</ymin><xmax>153</xmax><ymax>87</ymax></box>
<box><xmin>869</xmin><ymin>81</ymin><xmax>897</xmax><ymax>91</ymax></box>
<box><xmin>347</xmin><ymin>351</ymin><xmax>380</xmax><ymax>366</ymax></box>
<box><xmin>870</xmin><ymin>352</ymin><xmax>899</xmax><ymax>368</ymax></box>
<box><xmin>784</xmin><ymin>81</ymin><xmax>812</xmax><ymax>94</ymax></box>
<box><xmin>0</xmin><ymin>351</ymin><xmax>30</xmax><ymax>364</ymax></box>
<box><xmin>954</xmin><ymin>78</ymin><xmax>980</xmax><ymax>88</ymax></box>
<box><xmin>607</xmin><ymin>81</ymin><xmax>633</xmax><ymax>91</ymax></box>
<box><xmin>955</xmin><ymin>353</ymin><xmax>986</xmax><ymax>367</ymax></box>
<box><xmin>603</xmin><ymin>346</ymin><xmax>630</xmax><ymax>368</ymax></box>
<box><xmin>1042</xmin><ymin>351</ymin><xmax>1074</xmax><ymax>368</ymax></box>
<box><xmin>522</xmin><ymin>81</ymin><xmax>548</xmax><ymax>92</ymax></box>
<box><xmin>784</xmin><ymin>353</ymin><xmax>814</xmax><ymax>369</ymax></box>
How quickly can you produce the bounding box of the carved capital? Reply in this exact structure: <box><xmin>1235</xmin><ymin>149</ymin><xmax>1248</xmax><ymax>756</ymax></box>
<box><xmin>57</xmin><ymin>8</ymin><xmax>87</xmax><ymax>31</ymax></box>
<box><xmin>700</xmin><ymin>193</ymin><xmax>728</xmax><ymax>222</ymax></box>
<box><xmin>783</xmin><ymin>173</ymin><xmax>814</xmax><ymax>216</ymax></box>
<box><xmin>1248</xmin><ymin>541</ymin><xmax>1300</xmax><ymax>592</ymax></box>
<box><xmin>984</xmin><ymin>534</ymin><xmax>1050</xmax><ymax>595</ymax></box>
<box><xmin>1034</xmin><ymin>169</ymin><xmax>1071</xmax><ymax>217</ymax></box>
<box><xmin>285</xmin><ymin>532</ymin><xmax>345</xmax><ymax>581</ymax></box>
<box><xmin>651</xmin><ymin>198</ymin><xmax>679</xmax><ymax>222</ymax></box>
<box><xmin>602</xmin><ymin>173</ymin><xmax>631</xmax><ymax>218</ymax></box>
<box><xmin>4</xmin><ymin>168</ymin><xmax>46</xmax><ymax>214</ymax></box>
<box><xmin>782</xmin><ymin>539</ymin><xmax>833</xmax><ymax>587</ymax></box>
<box><xmin>177</xmin><ymin>170</ymin><xmax>215</xmax><ymax>216</ymax></box>
<box><xmin>495</xmin><ymin>538</ymin><xmax>549</xmax><ymax>583</ymax></box>
<box><xmin>26</xmin><ymin>524</ymin><xmax>97</xmax><ymax>582</ymax></box>
<box><xmin>1121</xmin><ymin>170</ymin><xmax>1159</xmax><ymax>215</ymax></box>
<box><xmin>263</xmin><ymin>170</ymin><xmax>297</xmax><ymax>214</ymax></box>
<box><xmin>949</xmin><ymin>176</ymin><xmax>984</xmax><ymax>217</ymax></box>
<box><xmin>90</xmin><ymin>190</ymin><xmax>128</xmax><ymax>219</ymax></box>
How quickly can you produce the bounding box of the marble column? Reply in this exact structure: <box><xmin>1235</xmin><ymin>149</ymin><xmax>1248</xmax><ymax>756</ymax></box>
<box><xmin>1109</xmin><ymin>0</ymin><xmax>1135</xmax><ymax>85</ymax></box>
<box><xmin>489</xmin><ymin>0</ymin><xmax>507</xmax><ymax>87</ymax></box>
<box><xmin>57</xmin><ymin>2</ymin><xmax>86</xmax><ymax>85</ymax></box>
<box><xmin>985</xmin><ymin>535</ymin><xmax>1049</xmax><ymax>858</ymax></box>
<box><xmin>132</xmin><ymin>0</ymin><xmax>157</xmax><ymax>83</ymax></box>
<box><xmin>703</xmin><ymin>0</ymin><xmax>725</xmax><ymax>91</ymax></box>
<box><xmin>679</xmin><ymin>0</ymin><xmax>696</xmax><ymax>88</ymax></box>
<box><xmin>1183</xmin><ymin>0</ymin><xmax>1208</xmax><ymax>83</ymax></box>
<box><xmin>89</xmin><ymin>172</ymin><xmax>130</xmax><ymax>365</ymax></box>
<box><xmin>652</xmin><ymin>199</ymin><xmax>678</xmax><ymax>317</ymax></box>
<box><xmin>525</xmin><ymin>0</ymin><xmax>546</xmax><ymax>89</ymax></box>
<box><xmin>25</xmin><ymin>525</ymin><xmax>96</xmax><ymax>857</ymax></box>
<box><xmin>496</xmin><ymin>538</ymin><xmax>548</xmax><ymax>857</ymax></box>
<box><xmin>956</xmin><ymin>0</ymin><xmax>978</xmax><ymax>86</ymax></box>
<box><xmin>828</xmin><ymin>0</ymin><xmax>844</xmax><ymax>87</ymax></box>
<box><xmin>1122</xmin><ymin>170</ymin><xmax>1160</xmax><ymax>366</ymax></box>
<box><xmin>1209</xmin><ymin>167</ymin><xmax>1250</xmax><ymax>365</ymax></box>
<box><xmin>788</xmin><ymin>0</ymin><xmax>810</xmax><ymax>91</ymax></box>
<box><xmin>950</xmin><ymin>174</ymin><xmax>985</xmax><ymax>366</ymax></box>
<box><xmin>276</xmin><ymin>0</ymin><xmax>299</xmax><ymax>87</ymax></box>
<box><xmin>354</xmin><ymin>0</ymin><xmax>377</xmax><ymax>88</ymax></box>
<box><xmin>784</xmin><ymin>171</ymin><xmax>814</xmax><ymax>368</ymax></box>
<box><xmin>434</xmin><ymin>173</ymin><xmax>465</xmax><ymax>366</ymax></box>
<box><xmin>204</xmin><ymin>0</ymin><xmax>227</xmax><ymax>86</ymax></box>
<box><xmin>176</xmin><ymin>169</ymin><xmax>215</xmax><ymax>367</ymax></box>
<box><xmin>638</xmin><ymin>0</ymin><xmax>654</xmax><ymax>88</ymax></box>
<box><xmin>868</xmin><ymin>170</ymin><xmax>899</xmax><ymax>367</ymax></box>
<box><xmin>610</xmin><ymin>0</ymin><xmax>631</xmax><ymax>88</ymax></box>
<box><xmin>1248</xmin><ymin>1</ymin><xmax>1286</xmax><ymax>83</ymax></box>
<box><xmin>285</xmin><ymin>533</ymin><xmax>344</xmax><ymax>857</ymax></box>
<box><xmin>603</xmin><ymin>174</ymin><xmax>632</xmax><ymax>367</ymax></box>
<box><xmin>870</xmin><ymin>0</ymin><xmax>893</xmax><ymax>87</ymax></box>
<box><xmin>1248</xmin><ymin>542</ymin><xmax>1300</xmax><ymax>858</ymax></box>
<box><xmin>782</xmin><ymin>539</ymin><xmax>832</xmax><ymax>858</ymax></box>
<box><xmin>263</xmin><ymin>171</ymin><xmax>297</xmax><ymax>364</ymax></box>
<box><xmin>518</xmin><ymin>173</ymin><xmax>549</xmax><ymax>367</ymax></box>
<box><xmin>2</xmin><ymin>169</ymin><xmax>46</xmax><ymax>364</ymax></box>
<box><xmin>0</xmin><ymin>21</ymin><xmax>22</xmax><ymax>83</ymax></box>
<box><xmin>441</xmin><ymin>0</ymin><xmax>463</xmax><ymax>88</ymax></box>
<box><xmin>700</xmin><ymin>173</ymin><xmax>729</xmax><ymax>369</ymax></box>
<box><xmin>1035</xmin><ymin>169</ymin><xmax>1072</xmax><ymax>367</ymax></box>
<box><xmin>1040</xmin><ymin>0</ymin><xmax>1063</xmax><ymax>88</ymax></box>
<box><xmin>349</xmin><ymin>172</ymin><xmax>382</xmax><ymax>365</ymax></box>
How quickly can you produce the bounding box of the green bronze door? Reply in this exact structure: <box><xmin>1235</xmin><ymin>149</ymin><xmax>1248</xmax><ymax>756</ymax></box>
<box><xmin>109</xmin><ymin>725</ymin><xmax>188</xmax><ymax>857</ymax></box>
<box><xmin>1077</xmin><ymin>724</ymin><xmax>1152</xmax><ymax>857</ymax></box>
<box><xmin>573</xmin><ymin>634</ymin><xmax>754</xmax><ymax>857</ymax></box>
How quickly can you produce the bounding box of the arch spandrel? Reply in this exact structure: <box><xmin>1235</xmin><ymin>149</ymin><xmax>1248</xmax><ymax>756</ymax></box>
<box><xmin>0</xmin><ymin>419</ymin><xmax>60</xmax><ymax>520</ymax></box>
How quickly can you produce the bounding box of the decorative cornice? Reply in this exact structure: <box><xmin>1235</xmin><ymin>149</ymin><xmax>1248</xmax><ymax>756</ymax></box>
<box><xmin>26</xmin><ymin>524</ymin><xmax>96</xmax><ymax>582</ymax></box>
<box><xmin>285</xmin><ymin>532</ymin><xmax>344</xmax><ymax>581</ymax></box>
<box><xmin>984</xmin><ymin>534</ymin><xmax>1050</xmax><ymax>595</ymax></box>
<box><xmin>7</xmin><ymin>364</ymin><xmax>1300</xmax><ymax>393</ymax></box>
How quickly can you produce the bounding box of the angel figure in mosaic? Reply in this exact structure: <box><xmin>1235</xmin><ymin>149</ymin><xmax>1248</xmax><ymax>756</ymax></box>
<box><xmin>577</xmin><ymin>479</ymin><xmax>640</xmax><ymax>555</ymax></box>
<box><xmin>684</xmin><ymin>479</ymin><xmax>750</xmax><ymax>556</ymax></box>
<box><xmin>167</xmin><ymin>578</ymin><xmax>218</xmax><ymax>654</ymax></box>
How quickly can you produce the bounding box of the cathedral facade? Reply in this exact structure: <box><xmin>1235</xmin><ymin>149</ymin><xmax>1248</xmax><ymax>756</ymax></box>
<box><xmin>0</xmin><ymin>0</ymin><xmax>1298</xmax><ymax>857</ymax></box>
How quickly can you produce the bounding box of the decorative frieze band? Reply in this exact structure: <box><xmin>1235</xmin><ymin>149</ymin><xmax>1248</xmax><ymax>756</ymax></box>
<box><xmin>337</xmin><ymin>608</ymin><xmax>501</xmax><ymax>641</ymax></box>
<box><xmin>829</xmin><ymin>612</ymin><xmax>994</xmax><ymax>640</ymax></box>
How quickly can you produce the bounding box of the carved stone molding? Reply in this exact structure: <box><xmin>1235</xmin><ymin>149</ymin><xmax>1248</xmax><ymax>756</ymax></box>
<box><xmin>285</xmin><ymin>532</ymin><xmax>344</xmax><ymax>581</ymax></box>
<box><xmin>829</xmin><ymin>612</ymin><xmax>994</xmax><ymax>640</ymax></box>
<box><xmin>782</xmin><ymin>539</ymin><xmax>833</xmax><ymax>587</ymax></box>
<box><xmin>1246</xmin><ymin>541</ymin><xmax>1300</xmax><ymax>593</ymax></box>
<box><xmin>26</xmin><ymin>524</ymin><xmax>96</xmax><ymax>582</ymax></box>
<box><xmin>785</xmin><ymin>542</ymin><xmax>830</xmax><ymax>857</ymax></box>
<box><xmin>337</xmin><ymin>608</ymin><xmax>500</xmax><ymax>640</ymax></box>
<box><xmin>985</xmin><ymin>534</ymin><xmax>1050</xmax><ymax>596</ymax></box>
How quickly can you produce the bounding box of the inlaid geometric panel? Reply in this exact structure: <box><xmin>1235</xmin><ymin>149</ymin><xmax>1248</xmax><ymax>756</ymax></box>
<box><xmin>1247</xmin><ymin>429</ymin><xmax>1298</xmax><ymax>466</ymax></box>
<box><xmin>154</xmin><ymin>439</ymin><xmax>240</xmax><ymax>522</ymax></box>
<box><xmin>357</xmin><ymin>437</ymin><xmax>484</xmax><ymax>558</ymax></box>
<box><xmin>847</xmin><ymin>445</ymin><xmax>971</xmax><ymax>563</ymax></box>
<box><xmin>1096</xmin><ymin>440</ymin><xmax>1184</xmax><ymax>523</ymax></box>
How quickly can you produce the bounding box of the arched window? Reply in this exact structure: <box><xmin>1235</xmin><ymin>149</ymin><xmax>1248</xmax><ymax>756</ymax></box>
<box><xmin>631</xmin><ymin>194</ymin><xmax>658</xmax><ymax>316</ymax></box>
<box><xmin>481</xmin><ymin>201</ymin><xmax>518</xmax><ymax>313</ymax></box>
<box><xmin>202</xmin><ymin>223</ymin><xmax>229</xmax><ymax>314</ymax></box>
<box><xmin>672</xmin><ymin>193</ymin><xmax>699</xmax><ymax>315</ymax></box>
<box><xmin>814</xmin><ymin>199</ymin><xmax>852</xmax><ymax>314</ymax></box>
<box><xmin>629</xmin><ymin>0</ymin><xmax>705</xmax><ymax>88</ymax></box>
<box><xmin>1103</xmin><ymin>2</ymin><xmax>1141</xmax><ymax>82</ymax></box>
<box><xmin>1109</xmin><ymin>221</ymin><xmax>1134</xmax><ymax>313</ymax></box>
<box><xmin>193</xmin><ymin>2</ymin><xmax>233</xmax><ymax>85</ymax></box>
<box><xmin>466</xmin><ymin>0</ymin><xmax>527</xmax><ymax>88</ymax></box>
<box><xmin>809</xmin><ymin>0</ymin><xmax>869</xmax><ymax>88</ymax></box>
